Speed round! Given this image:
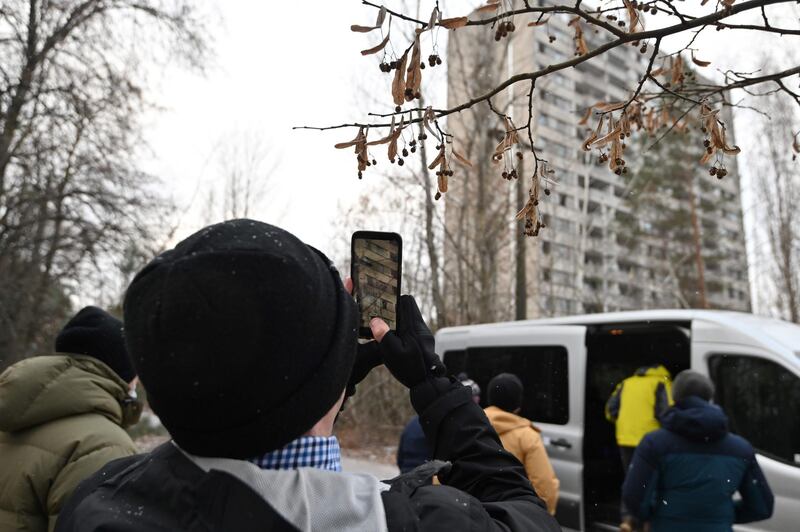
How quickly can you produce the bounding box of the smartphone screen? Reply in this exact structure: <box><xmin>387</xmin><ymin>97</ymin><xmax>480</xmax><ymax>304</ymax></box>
<box><xmin>351</xmin><ymin>231</ymin><xmax>402</xmax><ymax>339</ymax></box>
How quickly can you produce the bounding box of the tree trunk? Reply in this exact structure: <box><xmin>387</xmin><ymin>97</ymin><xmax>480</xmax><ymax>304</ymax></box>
<box><xmin>415</xmin><ymin>106</ymin><xmax>447</xmax><ymax>329</ymax></box>
<box><xmin>515</xmin><ymin>159</ymin><xmax>526</xmax><ymax>320</ymax></box>
<box><xmin>686</xmin><ymin>173</ymin><xmax>708</xmax><ymax>308</ymax></box>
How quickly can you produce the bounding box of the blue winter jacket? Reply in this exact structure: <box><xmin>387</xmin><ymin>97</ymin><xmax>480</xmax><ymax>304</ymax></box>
<box><xmin>622</xmin><ymin>396</ymin><xmax>774</xmax><ymax>532</ymax></box>
<box><xmin>397</xmin><ymin>416</ymin><xmax>432</xmax><ymax>473</ymax></box>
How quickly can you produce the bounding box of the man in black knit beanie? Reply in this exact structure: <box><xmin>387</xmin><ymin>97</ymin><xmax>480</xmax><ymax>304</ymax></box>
<box><xmin>56</xmin><ymin>219</ymin><xmax>560</xmax><ymax>532</ymax></box>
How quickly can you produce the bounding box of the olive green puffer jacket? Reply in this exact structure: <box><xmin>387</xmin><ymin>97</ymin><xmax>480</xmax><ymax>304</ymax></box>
<box><xmin>0</xmin><ymin>355</ymin><xmax>139</xmax><ymax>532</ymax></box>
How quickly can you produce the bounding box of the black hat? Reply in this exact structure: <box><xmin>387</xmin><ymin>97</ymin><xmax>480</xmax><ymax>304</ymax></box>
<box><xmin>123</xmin><ymin>219</ymin><xmax>357</xmax><ymax>459</ymax></box>
<box><xmin>55</xmin><ymin>306</ymin><xmax>135</xmax><ymax>383</ymax></box>
<box><xmin>672</xmin><ymin>370</ymin><xmax>715</xmax><ymax>402</ymax></box>
<box><xmin>487</xmin><ymin>373</ymin><xmax>524</xmax><ymax>412</ymax></box>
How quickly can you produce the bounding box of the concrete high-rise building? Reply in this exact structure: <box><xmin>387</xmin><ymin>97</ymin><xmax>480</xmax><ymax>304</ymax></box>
<box><xmin>444</xmin><ymin>0</ymin><xmax>750</xmax><ymax>321</ymax></box>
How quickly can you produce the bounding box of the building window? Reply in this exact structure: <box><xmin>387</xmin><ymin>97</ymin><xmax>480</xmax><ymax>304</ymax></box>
<box><xmin>443</xmin><ymin>346</ymin><xmax>570</xmax><ymax>424</ymax></box>
<box><xmin>553</xmin><ymin>217</ymin><xmax>576</xmax><ymax>234</ymax></box>
<box><xmin>551</xmin><ymin>270</ymin><xmax>572</xmax><ymax>285</ymax></box>
<box><xmin>709</xmin><ymin>355</ymin><xmax>800</xmax><ymax>466</ymax></box>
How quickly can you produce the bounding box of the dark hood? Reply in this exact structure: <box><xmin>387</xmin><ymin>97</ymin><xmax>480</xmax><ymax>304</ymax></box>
<box><xmin>662</xmin><ymin>396</ymin><xmax>729</xmax><ymax>442</ymax></box>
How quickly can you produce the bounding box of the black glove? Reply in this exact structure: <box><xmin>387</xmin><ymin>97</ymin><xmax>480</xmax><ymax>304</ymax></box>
<box><xmin>378</xmin><ymin>295</ymin><xmax>446</xmax><ymax>389</ymax></box>
<box><xmin>345</xmin><ymin>340</ymin><xmax>383</xmax><ymax>399</ymax></box>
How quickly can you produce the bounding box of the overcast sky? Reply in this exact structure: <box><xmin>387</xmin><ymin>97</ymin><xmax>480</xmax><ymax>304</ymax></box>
<box><xmin>142</xmin><ymin>0</ymin><xmax>790</xmax><ymax>268</ymax></box>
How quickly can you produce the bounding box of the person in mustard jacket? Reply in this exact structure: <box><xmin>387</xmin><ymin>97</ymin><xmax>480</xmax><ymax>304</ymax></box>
<box><xmin>605</xmin><ymin>364</ymin><xmax>673</xmax><ymax>531</ymax></box>
<box><xmin>0</xmin><ymin>307</ymin><xmax>140</xmax><ymax>532</ymax></box>
<box><xmin>485</xmin><ymin>373</ymin><xmax>560</xmax><ymax>515</ymax></box>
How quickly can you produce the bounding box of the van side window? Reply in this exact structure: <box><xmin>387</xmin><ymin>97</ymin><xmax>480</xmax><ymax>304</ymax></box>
<box><xmin>709</xmin><ymin>355</ymin><xmax>800</xmax><ymax>466</ymax></box>
<box><xmin>444</xmin><ymin>346</ymin><xmax>569</xmax><ymax>425</ymax></box>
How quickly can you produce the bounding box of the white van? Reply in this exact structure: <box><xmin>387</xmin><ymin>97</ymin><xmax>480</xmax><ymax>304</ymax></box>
<box><xmin>435</xmin><ymin>310</ymin><xmax>800</xmax><ymax>532</ymax></box>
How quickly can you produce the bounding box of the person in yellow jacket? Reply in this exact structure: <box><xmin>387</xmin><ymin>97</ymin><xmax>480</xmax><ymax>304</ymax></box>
<box><xmin>605</xmin><ymin>364</ymin><xmax>672</xmax><ymax>531</ymax></box>
<box><xmin>485</xmin><ymin>373</ymin><xmax>559</xmax><ymax>515</ymax></box>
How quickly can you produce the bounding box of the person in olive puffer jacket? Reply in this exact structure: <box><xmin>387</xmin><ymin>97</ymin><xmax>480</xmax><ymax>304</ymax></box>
<box><xmin>0</xmin><ymin>306</ymin><xmax>141</xmax><ymax>532</ymax></box>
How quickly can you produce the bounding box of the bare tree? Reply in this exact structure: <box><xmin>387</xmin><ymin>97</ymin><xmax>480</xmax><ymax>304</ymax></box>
<box><xmin>443</xmin><ymin>25</ymin><xmax>518</xmax><ymax>324</ymax></box>
<box><xmin>753</xmin><ymin>93</ymin><xmax>800</xmax><ymax>322</ymax></box>
<box><xmin>301</xmin><ymin>0</ymin><xmax>800</xmax><ymax>237</ymax></box>
<box><xmin>0</xmin><ymin>0</ymin><xmax>208</xmax><ymax>369</ymax></box>
<box><xmin>201</xmin><ymin>129</ymin><xmax>280</xmax><ymax>223</ymax></box>
<box><xmin>618</xmin><ymin>126</ymin><xmax>723</xmax><ymax>308</ymax></box>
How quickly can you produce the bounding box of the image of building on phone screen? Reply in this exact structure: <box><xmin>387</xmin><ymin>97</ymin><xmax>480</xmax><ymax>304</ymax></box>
<box><xmin>353</xmin><ymin>239</ymin><xmax>399</xmax><ymax>330</ymax></box>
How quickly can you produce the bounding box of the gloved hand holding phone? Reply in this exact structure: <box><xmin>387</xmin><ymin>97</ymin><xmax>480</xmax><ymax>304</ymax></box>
<box><xmin>368</xmin><ymin>295</ymin><xmax>446</xmax><ymax>389</ymax></box>
<box><xmin>344</xmin><ymin>276</ymin><xmax>446</xmax><ymax>398</ymax></box>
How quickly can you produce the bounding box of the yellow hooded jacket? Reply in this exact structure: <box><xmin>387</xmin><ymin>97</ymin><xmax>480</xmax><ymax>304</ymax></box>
<box><xmin>605</xmin><ymin>364</ymin><xmax>673</xmax><ymax>447</ymax></box>
<box><xmin>484</xmin><ymin>406</ymin><xmax>560</xmax><ymax>515</ymax></box>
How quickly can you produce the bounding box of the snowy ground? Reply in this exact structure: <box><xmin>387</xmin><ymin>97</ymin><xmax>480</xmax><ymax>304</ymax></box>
<box><xmin>341</xmin><ymin>455</ymin><xmax>399</xmax><ymax>479</ymax></box>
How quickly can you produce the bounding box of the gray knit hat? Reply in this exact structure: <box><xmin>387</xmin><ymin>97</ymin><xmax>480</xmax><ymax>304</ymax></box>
<box><xmin>672</xmin><ymin>370</ymin><xmax>715</xmax><ymax>402</ymax></box>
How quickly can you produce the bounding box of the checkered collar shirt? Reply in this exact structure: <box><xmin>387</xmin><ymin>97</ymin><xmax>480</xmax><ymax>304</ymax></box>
<box><xmin>249</xmin><ymin>436</ymin><xmax>342</xmax><ymax>472</ymax></box>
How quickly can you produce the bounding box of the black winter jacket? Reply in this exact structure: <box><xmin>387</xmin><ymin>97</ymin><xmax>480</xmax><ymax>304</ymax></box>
<box><xmin>55</xmin><ymin>379</ymin><xmax>561</xmax><ymax>531</ymax></box>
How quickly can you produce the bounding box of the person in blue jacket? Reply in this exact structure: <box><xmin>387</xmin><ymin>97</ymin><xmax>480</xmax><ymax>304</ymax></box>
<box><xmin>622</xmin><ymin>370</ymin><xmax>774</xmax><ymax>532</ymax></box>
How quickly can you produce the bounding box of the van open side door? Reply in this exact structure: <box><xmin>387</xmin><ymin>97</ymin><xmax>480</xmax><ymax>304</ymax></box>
<box><xmin>438</xmin><ymin>324</ymin><xmax>587</xmax><ymax>531</ymax></box>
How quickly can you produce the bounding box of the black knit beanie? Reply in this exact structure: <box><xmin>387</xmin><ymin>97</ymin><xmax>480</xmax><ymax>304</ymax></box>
<box><xmin>55</xmin><ymin>306</ymin><xmax>135</xmax><ymax>383</ymax></box>
<box><xmin>672</xmin><ymin>370</ymin><xmax>715</xmax><ymax>402</ymax></box>
<box><xmin>123</xmin><ymin>219</ymin><xmax>358</xmax><ymax>459</ymax></box>
<box><xmin>487</xmin><ymin>373</ymin><xmax>524</xmax><ymax>412</ymax></box>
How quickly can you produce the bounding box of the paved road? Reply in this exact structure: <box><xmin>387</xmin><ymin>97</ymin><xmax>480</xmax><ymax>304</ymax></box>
<box><xmin>341</xmin><ymin>456</ymin><xmax>399</xmax><ymax>479</ymax></box>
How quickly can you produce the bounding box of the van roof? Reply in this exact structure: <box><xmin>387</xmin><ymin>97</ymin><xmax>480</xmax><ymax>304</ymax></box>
<box><xmin>437</xmin><ymin>309</ymin><xmax>800</xmax><ymax>367</ymax></box>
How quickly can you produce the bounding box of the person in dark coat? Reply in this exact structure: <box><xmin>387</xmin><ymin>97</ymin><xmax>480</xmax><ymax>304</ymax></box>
<box><xmin>622</xmin><ymin>370</ymin><xmax>774</xmax><ymax>532</ymax></box>
<box><xmin>396</xmin><ymin>373</ymin><xmax>479</xmax><ymax>473</ymax></box>
<box><xmin>55</xmin><ymin>219</ymin><xmax>560</xmax><ymax>532</ymax></box>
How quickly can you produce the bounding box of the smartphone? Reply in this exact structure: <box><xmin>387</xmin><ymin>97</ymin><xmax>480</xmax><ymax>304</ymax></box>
<box><xmin>351</xmin><ymin>231</ymin><xmax>402</xmax><ymax>339</ymax></box>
